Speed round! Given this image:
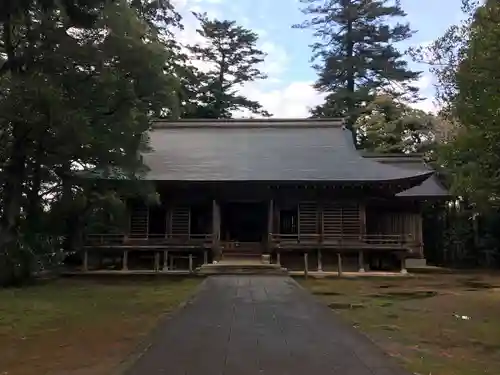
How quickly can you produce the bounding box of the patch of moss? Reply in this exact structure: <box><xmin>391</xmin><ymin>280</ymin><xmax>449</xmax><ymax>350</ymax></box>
<box><xmin>328</xmin><ymin>302</ymin><xmax>365</xmax><ymax>310</ymax></box>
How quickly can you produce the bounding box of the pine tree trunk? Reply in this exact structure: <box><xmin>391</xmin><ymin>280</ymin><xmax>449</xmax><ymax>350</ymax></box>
<box><xmin>215</xmin><ymin>54</ymin><xmax>226</xmax><ymax>118</ymax></box>
<box><xmin>61</xmin><ymin>162</ymin><xmax>76</xmax><ymax>253</ymax></box>
<box><xmin>345</xmin><ymin>17</ymin><xmax>357</xmax><ymax>145</ymax></box>
<box><xmin>0</xmin><ymin>125</ymin><xmax>30</xmax><ymax>286</ymax></box>
<box><xmin>26</xmin><ymin>144</ymin><xmax>43</xmax><ymax>230</ymax></box>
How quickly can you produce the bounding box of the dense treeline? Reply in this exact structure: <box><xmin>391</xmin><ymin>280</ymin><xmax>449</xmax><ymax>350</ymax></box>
<box><xmin>0</xmin><ymin>0</ymin><xmax>268</xmax><ymax>285</ymax></box>
<box><xmin>421</xmin><ymin>0</ymin><xmax>500</xmax><ymax>268</ymax></box>
<box><xmin>1</xmin><ymin>0</ymin><xmax>499</xmax><ymax>285</ymax></box>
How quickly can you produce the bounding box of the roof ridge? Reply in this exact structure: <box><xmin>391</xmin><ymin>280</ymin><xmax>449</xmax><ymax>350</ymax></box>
<box><xmin>151</xmin><ymin>118</ymin><xmax>345</xmax><ymax>129</ymax></box>
<box><xmin>361</xmin><ymin>152</ymin><xmax>425</xmax><ymax>159</ymax></box>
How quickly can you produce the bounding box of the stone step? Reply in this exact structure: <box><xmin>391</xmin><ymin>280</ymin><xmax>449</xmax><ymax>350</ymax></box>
<box><xmin>221</xmin><ymin>253</ymin><xmax>262</xmax><ymax>260</ymax></box>
<box><xmin>197</xmin><ymin>262</ymin><xmax>288</xmax><ymax>276</ymax></box>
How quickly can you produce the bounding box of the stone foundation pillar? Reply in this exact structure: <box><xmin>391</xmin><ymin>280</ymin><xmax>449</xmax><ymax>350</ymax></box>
<box><xmin>317</xmin><ymin>249</ymin><xmax>323</xmax><ymax>272</ymax></box>
<box><xmin>122</xmin><ymin>250</ymin><xmax>129</xmax><ymax>271</ymax></box>
<box><xmin>358</xmin><ymin>251</ymin><xmax>365</xmax><ymax>272</ymax></box>
<box><xmin>337</xmin><ymin>253</ymin><xmax>343</xmax><ymax>276</ymax></box>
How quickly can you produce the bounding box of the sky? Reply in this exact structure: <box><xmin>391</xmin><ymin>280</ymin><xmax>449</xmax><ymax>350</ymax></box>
<box><xmin>172</xmin><ymin>0</ymin><xmax>467</xmax><ymax>117</ymax></box>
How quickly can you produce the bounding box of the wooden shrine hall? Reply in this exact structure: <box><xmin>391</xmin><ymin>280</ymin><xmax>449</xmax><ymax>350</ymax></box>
<box><xmin>82</xmin><ymin>118</ymin><xmax>449</xmax><ymax>274</ymax></box>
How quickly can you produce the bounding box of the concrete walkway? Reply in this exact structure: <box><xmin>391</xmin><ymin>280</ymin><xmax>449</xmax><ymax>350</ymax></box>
<box><xmin>125</xmin><ymin>276</ymin><xmax>411</xmax><ymax>375</ymax></box>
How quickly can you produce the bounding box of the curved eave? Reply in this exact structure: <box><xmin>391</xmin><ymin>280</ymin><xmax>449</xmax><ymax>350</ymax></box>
<box><xmin>151</xmin><ymin>171</ymin><xmax>433</xmax><ymax>194</ymax></box>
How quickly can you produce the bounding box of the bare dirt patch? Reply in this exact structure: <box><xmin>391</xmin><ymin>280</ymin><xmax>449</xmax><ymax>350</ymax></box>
<box><xmin>0</xmin><ymin>278</ymin><xmax>200</xmax><ymax>375</ymax></box>
<box><xmin>301</xmin><ymin>272</ymin><xmax>500</xmax><ymax>375</ymax></box>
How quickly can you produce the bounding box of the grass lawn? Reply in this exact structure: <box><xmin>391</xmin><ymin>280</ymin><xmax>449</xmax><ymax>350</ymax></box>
<box><xmin>0</xmin><ymin>277</ymin><xmax>201</xmax><ymax>375</ymax></box>
<box><xmin>301</xmin><ymin>272</ymin><xmax>500</xmax><ymax>375</ymax></box>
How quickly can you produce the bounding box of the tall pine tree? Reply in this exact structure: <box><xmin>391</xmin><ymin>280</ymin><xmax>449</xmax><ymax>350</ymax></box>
<box><xmin>440</xmin><ymin>0</ymin><xmax>500</xmax><ymax>208</ymax></box>
<box><xmin>409</xmin><ymin>0</ymin><xmax>480</xmax><ymax>118</ymax></box>
<box><xmin>185</xmin><ymin>13</ymin><xmax>269</xmax><ymax>118</ymax></box>
<box><xmin>294</xmin><ymin>0</ymin><xmax>420</xmax><ymax>139</ymax></box>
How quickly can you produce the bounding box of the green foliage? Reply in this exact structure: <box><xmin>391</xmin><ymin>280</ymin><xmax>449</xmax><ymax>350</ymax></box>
<box><xmin>355</xmin><ymin>95</ymin><xmax>437</xmax><ymax>153</ymax></box>
<box><xmin>436</xmin><ymin>0</ymin><xmax>500</xmax><ymax>209</ymax></box>
<box><xmin>409</xmin><ymin>0</ymin><xmax>500</xmax><ymax>269</ymax></box>
<box><xmin>0</xmin><ymin>0</ymin><xmax>182</xmax><ymax>285</ymax></box>
<box><xmin>295</xmin><ymin>0</ymin><xmax>420</xmax><ymax>133</ymax></box>
<box><xmin>184</xmin><ymin>12</ymin><xmax>269</xmax><ymax>118</ymax></box>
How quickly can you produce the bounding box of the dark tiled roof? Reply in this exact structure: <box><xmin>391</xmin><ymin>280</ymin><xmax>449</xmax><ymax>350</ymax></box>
<box><xmin>362</xmin><ymin>154</ymin><xmax>450</xmax><ymax>198</ymax></box>
<box><xmin>143</xmin><ymin>119</ymin><xmax>432</xmax><ymax>184</ymax></box>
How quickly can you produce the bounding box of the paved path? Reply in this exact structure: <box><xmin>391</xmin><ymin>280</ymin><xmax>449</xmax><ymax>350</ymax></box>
<box><xmin>126</xmin><ymin>276</ymin><xmax>410</xmax><ymax>375</ymax></box>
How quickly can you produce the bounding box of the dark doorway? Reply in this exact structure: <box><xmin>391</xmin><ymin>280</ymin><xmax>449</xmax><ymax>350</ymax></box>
<box><xmin>221</xmin><ymin>202</ymin><xmax>267</xmax><ymax>242</ymax></box>
<box><xmin>148</xmin><ymin>204</ymin><xmax>167</xmax><ymax>236</ymax></box>
<box><xmin>190</xmin><ymin>203</ymin><xmax>212</xmax><ymax>235</ymax></box>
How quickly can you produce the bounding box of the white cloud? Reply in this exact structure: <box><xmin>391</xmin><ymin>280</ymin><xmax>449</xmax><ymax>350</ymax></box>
<box><xmin>240</xmin><ymin>81</ymin><xmax>325</xmax><ymax>118</ymax></box>
<box><xmin>409</xmin><ymin>71</ymin><xmax>440</xmax><ymax>113</ymax></box>
<box><xmin>192</xmin><ymin>0</ymin><xmax>224</xmax><ymax>3</ymax></box>
<box><xmin>415</xmin><ymin>73</ymin><xmax>432</xmax><ymax>92</ymax></box>
<box><xmin>176</xmin><ymin>0</ymin><xmax>223</xmax><ymax>7</ymax></box>
<box><xmin>259</xmin><ymin>42</ymin><xmax>289</xmax><ymax>77</ymax></box>
<box><xmin>171</xmin><ymin>0</ymin><xmax>188</xmax><ymax>9</ymax></box>
<box><xmin>411</xmin><ymin>98</ymin><xmax>439</xmax><ymax>114</ymax></box>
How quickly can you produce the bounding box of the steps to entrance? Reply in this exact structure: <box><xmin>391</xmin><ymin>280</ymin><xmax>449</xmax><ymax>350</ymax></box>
<box><xmin>221</xmin><ymin>252</ymin><xmax>262</xmax><ymax>261</ymax></box>
<box><xmin>197</xmin><ymin>260</ymin><xmax>288</xmax><ymax>276</ymax></box>
<box><xmin>220</xmin><ymin>242</ymin><xmax>264</xmax><ymax>263</ymax></box>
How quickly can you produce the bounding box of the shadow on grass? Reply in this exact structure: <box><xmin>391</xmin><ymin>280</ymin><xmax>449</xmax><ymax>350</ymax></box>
<box><xmin>370</xmin><ymin>290</ymin><xmax>438</xmax><ymax>300</ymax></box>
<box><xmin>311</xmin><ymin>291</ymin><xmax>344</xmax><ymax>296</ymax></box>
<box><xmin>462</xmin><ymin>279</ymin><xmax>499</xmax><ymax>290</ymax></box>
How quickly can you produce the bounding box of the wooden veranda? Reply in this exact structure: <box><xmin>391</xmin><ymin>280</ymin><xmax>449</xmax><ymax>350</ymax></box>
<box><xmin>80</xmin><ymin>192</ymin><xmax>423</xmax><ymax>274</ymax></box>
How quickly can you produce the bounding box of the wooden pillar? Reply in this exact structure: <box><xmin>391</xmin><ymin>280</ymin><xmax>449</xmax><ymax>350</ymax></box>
<box><xmin>337</xmin><ymin>253</ymin><xmax>343</xmax><ymax>276</ymax></box>
<box><xmin>154</xmin><ymin>251</ymin><xmax>160</xmax><ymax>272</ymax></box>
<box><xmin>166</xmin><ymin>208</ymin><xmax>173</xmax><ymax>237</ymax></box>
<box><xmin>163</xmin><ymin>250</ymin><xmax>169</xmax><ymax>270</ymax></box>
<box><xmin>82</xmin><ymin>250</ymin><xmax>88</xmax><ymax>272</ymax></box>
<box><xmin>189</xmin><ymin>253</ymin><xmax>193</xmax><ymax>273</ymax></box>
<box><xmin>360</xmin><ymin>203</ymin><xmax>367</xmax><ymax>240</ymax></box>
<box><xmin>122</xmin><ymin>250</ymin><xmax>129</xmax><ymax>271</ymax></box>
<box><xmin>317</xmin><ymin>249</ymin><xmax>323</xmax><ymax>272</ymax></box>
<box><xmin>212</xmin><ymin>199</ymin><xmax>221</xmax><ymax>261</ymax></box>
<box><xmin>304</xmin><ymin>252</ymin><xmax>309</xmax><ymax>278</ymax></box>
<box><xmin>267</xmin><ymin>199</ymin><xmax>274</xmax><ymax>251</ymax></box>
<box><xmin>319</xmin><ymin>200</ymin><xmax>324</xmax><ymax>245</ymax></box>
<box><xmin>416</xmin><ymin>212</ymin><xmax>424</xmax><ymax>256</ymax></box>
<box><xmin>358</xmin><ymin>250</ymin><xmax>365</xmax><ymax>272</ymax></box>
<box><xmin>203</xmin><ymin>250</ymin><xmax>208</xmax><ymax>265</ymax></box>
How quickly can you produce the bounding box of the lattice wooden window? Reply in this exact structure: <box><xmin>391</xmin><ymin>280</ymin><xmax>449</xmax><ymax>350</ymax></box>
<box><xmin>298</xmin><ymin>202</ymin><xmax>319</xmax><ymax>235</ymax></box>
<box><xmin>323</xmin><ymin>202</ymin><xmax>361</xmax><ymax>238</ymax></box>
<box><xmin>170</xmin><ymin>206</ymin><xmax>190</xmax><ymax>237</ymax></box>
<box><xmin>129</xmin><ymin>200</ymin><xmax>149</xmax><ymax>238</ymax></box>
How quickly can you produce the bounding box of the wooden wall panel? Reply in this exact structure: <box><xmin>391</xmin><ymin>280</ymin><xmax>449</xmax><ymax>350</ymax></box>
<box><xmin>367</xmin><ymin>209</ymin><xmax>423</xmax><ymax>245</ymax></box>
